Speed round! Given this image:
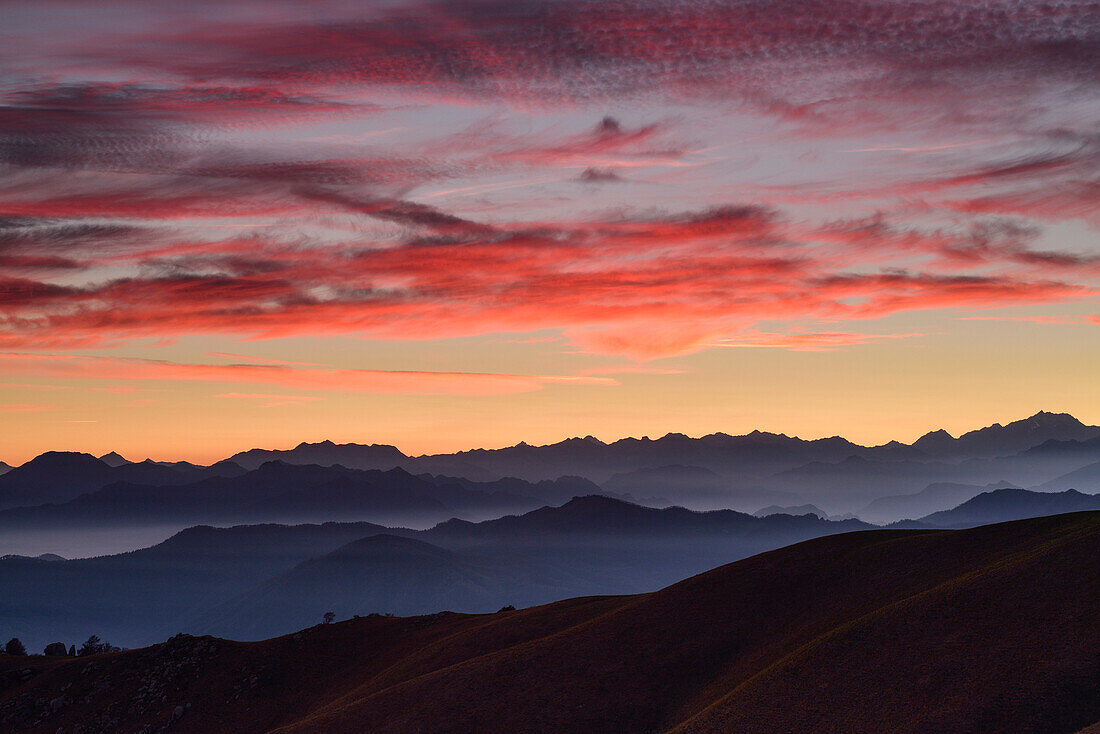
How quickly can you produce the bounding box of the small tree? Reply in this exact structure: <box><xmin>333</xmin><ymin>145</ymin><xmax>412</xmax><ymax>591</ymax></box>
<box><xmin>78</xmin><ymin>635</ymin><xmax>118</xmax><ymax>656</ymax></box>
<box><xmin>323</xmin><ymin>611</ymin><xmax>335</xmax><ymax>625</ymax></box>
<box><xmin>68</xmin><ymin>645</ymin><xmax>76</xmax><ymax>657</ymax></box>
<box><xmin>44</xmin><ymin>642</ymin><xmax>67</xmax><ymax>656</ymax></box>
<box><xmin>5</xmin><ymin>638</ymin><xmax>26</xmax><ymax>656</ymax></box>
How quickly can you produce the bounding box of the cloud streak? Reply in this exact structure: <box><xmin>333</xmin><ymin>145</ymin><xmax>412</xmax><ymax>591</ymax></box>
<box><xmin>0</xmin><ymin>353</ymin><xmax>618</xmax><ymax>395</ymax></box>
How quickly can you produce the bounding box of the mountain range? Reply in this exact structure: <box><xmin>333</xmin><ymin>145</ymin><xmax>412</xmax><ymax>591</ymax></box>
<box><xmin>3</xmin><ymin>412</ymin><xmax>1099</xmax><ymax>527</ymax></box>
<box><xmin>910</xmin><ymin>487</ymin><xmax>1100</xmax><ymax>528</ymax></box>
<box><xmin>0</xmin><ymin>495</ymin><xmax>871</xmax><ymax>650</ymax></box>
<box><xmin>3</xmin><ymin>511</ymin><xmax>1096</xmax><ymax>733</ymax></box>
<box><xmin>0</xmin><ymin>460</ymin><xmax>603</xmax><ymax>531</ymax></box>
<box><xmin>5</xmin><ymin>484</ymin><xmax>1097</xmax><ymax>653</ymax></box>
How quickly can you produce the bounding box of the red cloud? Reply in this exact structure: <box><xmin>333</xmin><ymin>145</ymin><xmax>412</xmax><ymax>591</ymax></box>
<box><xmin>1</xmin><ymin>200</ymin><xmax>1094</xmax><ymax>359</ymax></box>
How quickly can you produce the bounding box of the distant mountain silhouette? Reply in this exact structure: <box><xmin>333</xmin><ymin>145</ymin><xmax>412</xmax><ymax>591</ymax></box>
<box><xmin>1018</xmin><ymin>433</ymin><xmax>1100</xmax><ymax>460</ymax></box>
<box><xmin>227</xmin><ymin>440</ymin><xmax>408</xmax><ymax>471</ymax></box>
<box><xmin>0</xmin><ymin>520</ymin><xmax>398</xmax><ymax>651</ymax></box>
<box><xmin>424</xmin><ymin>494</ymin><xmax>870</xmax><ymax>542</ymax></box>
<box><xmin>5</xmin><ymin>512</ymin><xmax>1097</xmax><ymax>733</ymax></box>
<box><xmin>193</xmin><ymin>535</ymin><xmax>505</xmax><ymax>640</ymax></box>
<box><xmin>9</xmin><ymin>410</ymin><xmax>1100</xmax><ymax>519</ymax></box>
<box><xmin>1</xmin><ymin>495</ymin><xmax>872</xmax><ymax>650</ymax></box>
<box><xmin>0</xmin><ymin>552</ymin><xmax>65</xmax><ymax>562</ymax></box>
<box><xmin>914</xmin><ymin>411</ymin><xmax>1100</xmax><ymax>458</ymax></box>
<box><xmin>0</xmin><ymin>453</ymin><xmax>246</xmax><ymax>510</ymax></box>
<box><xmin>0</xmin><ymin>452</ymin><xmax>116</xmax><ymax>509</ymax></box>
<box><xmin>98</xmin><ymin>451</ymin><xmax>131</xmax><ymax>467</ymax></box>
<box><xmin>205</xmin><ymin>411</ymin><xmax>1100</xmax><ymax>513</ymax></box>
<box><xmin>405</xmin><ymin>411</ymin><xmax>1098</xmax><ymax>484</ymax></box>
<box><xmin>769</xmin><ymin>454</ymin><xmax>983</xmax><ymax>505</ymax></box>
<box><xmin>414</xmin><ymin>431</ymin><xmax>882</xmax><ymax>484</ymax></box>
<box><xmin>858</xmin><ymin>481</ymin><xmax>1019</xmax><ymax>524</ymax></box>
<box><xmin>753</xmin><ymin>503</ymin><xmax>828</xmax><ymax>519</ymax></box>
<box><xmin>1039</xmin><ymin>461</ymin><xmax>1100</xmax><ymax>492</ymax></box>
<box><xmin>0</xmin><ymin>460</ymin><xmax>11</xmax><ymax>476</ymax></box>
<box><xmin>198</xmin><ymin>496</ymin><xmax>876</xmax><ymax>641</ymax></box>
<box><xmin>0</xmin><ymin>462</ymin><xmax>601</xmax><ymax>530</ymax></box>
<box><xmin>918</xmin><ymin>487</ymin><xmax>1100</xmax><ymax>527</ymax></box>
<box><xmin>602</xmin><ymin>464</ymin><xmax>802</xmax><ymax>510</ymax></box>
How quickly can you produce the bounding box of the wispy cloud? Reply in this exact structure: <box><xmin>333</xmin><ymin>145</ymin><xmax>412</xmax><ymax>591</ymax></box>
<box><xmin>0</xmin><ymin>403</ymin><xmax>53</xmax><ymax>413</ymax></box>
<box><xmin>212</xmin><ymin>392</ymin><xmax>324</xmax><ymax>408</ymax></box>
<box><xmin>0</xmin><ymin>353</ymin><xmax>618</xmax><ymax>395</ymax></box>
<box><xmin>707</xmin><ymin>331</ymin><xmax>929</xmax><ymax>352</ymax></box>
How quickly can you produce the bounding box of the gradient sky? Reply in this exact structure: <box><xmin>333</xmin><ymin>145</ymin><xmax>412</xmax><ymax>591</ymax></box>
<box><xmin>1</xmin><ymin>0</ymin><xmax>1098</xmax><ymax>464</ymax></box>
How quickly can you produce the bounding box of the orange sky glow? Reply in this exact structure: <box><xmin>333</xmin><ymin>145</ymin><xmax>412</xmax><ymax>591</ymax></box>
<box><xmin>1</xmin><ymin>0</ymin><xmax>1097</xmax><ymax>464</ymax></box>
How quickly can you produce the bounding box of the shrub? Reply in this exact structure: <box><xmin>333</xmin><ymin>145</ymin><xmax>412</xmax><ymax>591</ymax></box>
<box><xmin>44</xmin><ymin>642</ymin><xmax>67</xmax><ymax>656</ymax></box>
<box><xmin>4</xmin><ymin>638</ymin><xmax>26</xmax><ymax>656</ymax></box>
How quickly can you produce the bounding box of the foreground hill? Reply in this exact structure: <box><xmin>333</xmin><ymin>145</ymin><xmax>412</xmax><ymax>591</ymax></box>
<box><xmin>3</xmin><ymin>512</ymin><xmax>1097</xmax><ymax>733</ymax></box>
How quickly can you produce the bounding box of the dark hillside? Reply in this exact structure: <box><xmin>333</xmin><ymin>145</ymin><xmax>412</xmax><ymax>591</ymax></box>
<box><xmin>3</xmin><ymin>512</ymin><xmax>1096</xmax><ymax>733</ymax></box>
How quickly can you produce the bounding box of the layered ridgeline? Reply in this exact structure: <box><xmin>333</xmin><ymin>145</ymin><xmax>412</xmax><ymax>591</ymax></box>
<box><xmin>3</xmin><ymin>512</ymin><xmax>1097</xmax><ymax>734</ymax></box>
<box><xmin>902</xmin><ymin>487</ymin><xmax>1100</xmax><ymax>528</ymax></box>
<box><xmin>223</xmin><ymin>411</ymin><xmax>1100</xmax><ymax>513</ymax></box>
<box><xmin>2</xmin><ymin>411</ymin><xmax>1099</xmax><ymax>540</ymax></box>
<box><xmin>0</xmin><ymin>496</ymin><xmax>869</xmax><ymax>651</ymax></box>
<box><xmin>0</xmin><ymin>460</ymin><xmax>603</xmax><ymax>530</ymax></box>
<box><xmin>6</xmin><ymin>486</ymin><xmax>1096</xmax><ymax>652</ymax></box>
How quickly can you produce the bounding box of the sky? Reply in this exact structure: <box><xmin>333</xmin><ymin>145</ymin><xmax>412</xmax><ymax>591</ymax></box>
<box><xmin>0</xmin><ymin>0</ymin><xmax>1098</xmax><ymax>464</ymax></box>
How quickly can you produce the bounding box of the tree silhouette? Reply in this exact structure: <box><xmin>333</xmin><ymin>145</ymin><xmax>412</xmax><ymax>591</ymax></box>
<box><xmin>77</xmin><ymin>635</ymin><xmax>118</xmax><ymax>656</ymax></box>
<box><xmin>4</xmin><ymin>638</ymin><xmax>26</xmax><ymax>656</ymax></box>
<box><xmin>323</xmin><ymin>611</ymin><xmax>336</xmax><ymax>624</ymax></box>
<box><xmin>79</xmin><ymin>635</ymin><xmax>102</xmax><ymax>656</ymax></box>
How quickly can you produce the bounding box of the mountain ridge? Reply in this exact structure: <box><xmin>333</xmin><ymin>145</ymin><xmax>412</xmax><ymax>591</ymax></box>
<box><xmin>5</xmin><ymin>411</ymin><xmax>1099</xmax><ymax>520</ymax></box>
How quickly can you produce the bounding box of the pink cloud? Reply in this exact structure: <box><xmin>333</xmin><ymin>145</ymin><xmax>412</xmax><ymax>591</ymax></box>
<box><xmin>0</xmin><ymin>200</ymin><xmax>1096</xmax><ymax>359</ymax></box>
<box><xmin>0</xmin><ymin>403</ymin><xmax>53</xmax><ymax>413</ymax></box>
<box><xmin>708</xmin><ymin>331</ymin><xmax>929</xmax><ymax>352</ymax></box>
<box><xmin>212</xmin><ymin>392</ymin><xmax>324</xmax><ymax>408</ymax></box>
<box><xmin>0</xmin><ymin>353</ymin><xmax>618</xmax><ymax>395</ymax></box>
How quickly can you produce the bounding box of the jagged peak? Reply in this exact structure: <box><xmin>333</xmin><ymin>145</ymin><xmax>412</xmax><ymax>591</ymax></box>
<box><xmin>917</xmin><ymin>428</ymin><xmax>954</xmax><ymax>440</ymax></box>
<box><xmin>98</xmin><ymin>451</ymin><xmax>130</xmax><ymax>466</ymax></box>
<box><xmin>1023</xmin><ymin>410</ymin><xmax>1084</xmax><ymax>426</ymax></box>
<box><xmin>20</xmin><ymin>451</ymin><xmax>105</xmax><ymax>468</ymax></box>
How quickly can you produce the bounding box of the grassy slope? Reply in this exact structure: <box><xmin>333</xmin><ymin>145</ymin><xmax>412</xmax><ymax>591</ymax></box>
<box><xmin>2</xmin><ymin>512</ymin><xmax>1098</xmax><ymax>734</ymax></box>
